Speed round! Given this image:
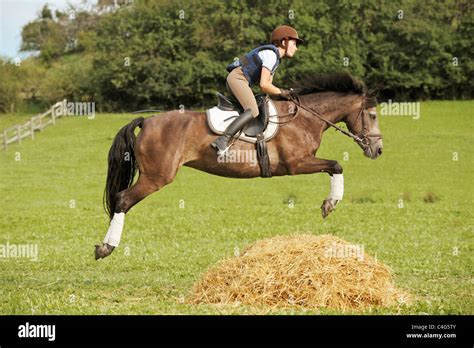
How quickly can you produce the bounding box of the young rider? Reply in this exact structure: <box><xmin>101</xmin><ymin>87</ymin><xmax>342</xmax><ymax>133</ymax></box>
<box><xmin>211</xmin><ymin>25</ymin><xmax>304</xmax><ymax>156</ymax></box>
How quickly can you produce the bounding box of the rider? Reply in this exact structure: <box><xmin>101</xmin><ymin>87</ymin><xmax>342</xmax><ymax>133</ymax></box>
<box><xmin>211</xmin><ymin>25</ymin><xmax>304</xmax><ymax>156</ymax></box>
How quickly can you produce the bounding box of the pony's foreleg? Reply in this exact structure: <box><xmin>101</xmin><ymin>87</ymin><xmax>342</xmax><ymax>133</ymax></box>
<box><xmin>95</xmin><ymin>175</ymin><xmax>167</xmax><ymax>260</ymax></box>
<box><xmin>292</xmin><ymin>157</ymin><xmax>343</xmax><ymax>218</ymax></box>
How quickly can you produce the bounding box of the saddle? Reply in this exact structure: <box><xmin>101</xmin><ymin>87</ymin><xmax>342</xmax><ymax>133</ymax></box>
<box><xmin>216</xmin><ymin>93</ymin><xmax>270</xmax><ymax>137</ymax></box>
<box><xmin>207</xmin><ymin>92</ymin><xmax>280</xmax><ymax>178</ymax></box>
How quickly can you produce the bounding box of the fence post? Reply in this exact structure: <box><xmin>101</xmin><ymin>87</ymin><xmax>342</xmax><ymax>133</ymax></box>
<box><xmin>17</xmin><ymin>125</ymin><xmax>21</xmax><ymax>144</ymax></box>
<box><xmin>52</xmin><ymin>106</ymin><xmax>56</xmax><ymax>125</ymax></box>
<box><xmin>30</xmin><ymin>118</ymin><xmax>35</xmax><ymax>140</ymax></box>
<box><xmin>3</xmin><ymin>130</ymin><xmax>7</xmax><ymax>150</ymax></box>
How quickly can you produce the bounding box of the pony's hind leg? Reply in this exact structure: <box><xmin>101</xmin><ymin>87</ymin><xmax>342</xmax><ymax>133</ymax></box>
<box><xmin>95</xmin><ymin>174</ymin><xmax>172</xmax><ymax>260</ymax></box>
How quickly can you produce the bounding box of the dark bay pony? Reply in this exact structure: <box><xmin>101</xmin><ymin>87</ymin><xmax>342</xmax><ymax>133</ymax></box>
<box><xmin>95</xmin><ymin>72</ymin><xmax>383</xmax><ymax>259</ymax></box>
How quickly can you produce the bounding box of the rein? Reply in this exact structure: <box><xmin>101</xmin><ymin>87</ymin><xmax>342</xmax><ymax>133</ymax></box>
<box><xmin>131</xmin><ymin>109</ymin><xmax>162</xmax><ymax>114</ymax></box>
<box><xmin>267</xmin><ymin>103</ymin><xmax>300</xmax><ymax>125</ymax></box>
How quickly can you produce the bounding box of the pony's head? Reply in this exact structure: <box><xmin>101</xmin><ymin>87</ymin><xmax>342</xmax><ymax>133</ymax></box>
<box><xmin>345</xmin><ymin>91</ymin><xmax>383</xmax><ymax>159</ymax></box>
<box><xmin>292</xmin><ymin>72</ymin><xmax>383</xmax><ymax>160</ymax></box>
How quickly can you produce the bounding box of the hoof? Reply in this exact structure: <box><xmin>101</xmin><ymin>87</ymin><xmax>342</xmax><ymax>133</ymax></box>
<box><xmin>321</xmin><ymin>198</ymin><xmax>338</xmax><ymax>219</ymax></box>
<box><xmin>94</xmin><ymin>243</ymin><xmax>115</xmax><ymax>260</ymax></box>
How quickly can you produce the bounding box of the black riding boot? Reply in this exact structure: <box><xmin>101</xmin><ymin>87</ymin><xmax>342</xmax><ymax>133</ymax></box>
<box><xmin>211</xmin><ymin>109</ymin><xmax>254</xmax><ymax>156</ymax></box>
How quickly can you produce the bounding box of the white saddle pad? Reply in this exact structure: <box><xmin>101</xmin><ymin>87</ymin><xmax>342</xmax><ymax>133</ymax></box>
<box><xmin>206</xmin><ymin>100</ymin><xmax>279</xmax><ymax>144</ymax></box>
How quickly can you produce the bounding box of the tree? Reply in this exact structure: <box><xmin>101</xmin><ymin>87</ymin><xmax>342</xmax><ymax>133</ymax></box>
<box><xmin>0</xmin><ymin>59</ymin><xmax>25</xmax><ymax>112</ymax></box>
<box><xmin>41</xmin><ymin>4</ymin><xmax>53</xmax><ymax>20</ymax></box>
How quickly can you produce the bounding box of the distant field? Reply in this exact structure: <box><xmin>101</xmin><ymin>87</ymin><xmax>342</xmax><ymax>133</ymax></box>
<box><xmin>0</xmin><ymin>101</ymin><xmax>472</xmax><ymax>314</ymax></box>
<box><xmin>0</xmin><ymin>113</ymin><xmax>41</xmax><ymax>131</ymax></box>
<box><xmin>0</xmin><ymin>103</ymin><xmax>47</xmax><ymax>130</ymax></box>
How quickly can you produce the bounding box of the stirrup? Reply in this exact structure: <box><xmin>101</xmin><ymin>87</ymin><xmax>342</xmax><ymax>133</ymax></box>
<box><xmin>216</xmin><ymin>130</ymin><xmax>242</xmax><ymax>156</ymax></box>
<box><xmin>217</xmin><ymin>144</ymin><xmax>232</xmax><ymax>156</ymax></box>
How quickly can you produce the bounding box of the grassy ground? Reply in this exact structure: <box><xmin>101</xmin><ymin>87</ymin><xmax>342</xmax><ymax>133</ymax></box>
<box><xmin>0</xmin><ymin>101</ymin><xmax>472</xmax><ymax>314</ymax></box>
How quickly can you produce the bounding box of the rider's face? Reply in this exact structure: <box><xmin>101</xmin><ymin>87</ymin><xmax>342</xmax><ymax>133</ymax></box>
<box><xmin>286</xmin><ymin>39</ymin><xmax>298</xmax><ymax>57</ymax></box>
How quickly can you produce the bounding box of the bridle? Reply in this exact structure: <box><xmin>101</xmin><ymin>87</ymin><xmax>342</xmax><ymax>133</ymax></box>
<box><xmin>275</xmin><ymin>94</ymin><xmax>383</xmax><ymax>151</ymax></box>
<box><xmin>353</xmin><ymin>97</ymin><xmax>383</xmax><ymax>149</ymax></box>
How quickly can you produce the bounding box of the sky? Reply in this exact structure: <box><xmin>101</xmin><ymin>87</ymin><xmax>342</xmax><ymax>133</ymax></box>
<box><xmin>0</xmin><ymin>0</ymin><xmax>96</xmax><ymax>60</ymax></box>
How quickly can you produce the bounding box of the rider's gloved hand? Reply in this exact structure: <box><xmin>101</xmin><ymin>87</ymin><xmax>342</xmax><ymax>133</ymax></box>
<box><xmin>279</xmin><ymin>88</ymin><xmax>295</xmax><ymax>100</ymax></box>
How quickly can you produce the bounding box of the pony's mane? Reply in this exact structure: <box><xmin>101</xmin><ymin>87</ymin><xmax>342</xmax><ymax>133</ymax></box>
<box><xmin>292</xmin><ymin>72</ymin><xmax>367</xmax><ymax>96</ymax></box>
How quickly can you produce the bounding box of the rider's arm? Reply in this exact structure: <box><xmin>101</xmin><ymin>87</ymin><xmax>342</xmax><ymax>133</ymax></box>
<box><xmin>260</xmin><ymin>67</ymin><xmax>283</xmax><ymax>95</ymax></box>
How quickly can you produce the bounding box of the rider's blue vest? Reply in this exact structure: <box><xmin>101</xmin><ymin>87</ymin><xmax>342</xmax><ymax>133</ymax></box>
<box><xmin>227</xmin><ymin>44</ymin><xmax>281</xmax><ymax>86</ymax></box>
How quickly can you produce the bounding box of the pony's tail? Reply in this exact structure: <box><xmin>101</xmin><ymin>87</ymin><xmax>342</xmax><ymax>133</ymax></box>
<box><xmin>103</xmin><ymin>117</ymin><xmax>144</xmax><ymax>220</ymax></box>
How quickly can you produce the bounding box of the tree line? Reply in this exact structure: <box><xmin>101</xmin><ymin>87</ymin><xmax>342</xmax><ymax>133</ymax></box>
<box><xmin>0</xmin><ymin>0</ymin><xmax>472</xmax><ymax>113</ymax></box>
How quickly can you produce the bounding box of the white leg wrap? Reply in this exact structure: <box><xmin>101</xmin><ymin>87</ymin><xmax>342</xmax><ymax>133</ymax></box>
<box><xmin>328</xmin><ymin>174</ymin><xmax>344</xmax><ymax>201</ymax></box>
<box><xmin>103</xmin><ymin>212</ymin><xmax>125</xmax><ymax>247</ymax></box>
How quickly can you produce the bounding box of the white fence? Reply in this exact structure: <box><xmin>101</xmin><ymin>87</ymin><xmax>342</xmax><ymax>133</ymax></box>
<box><xmin>0</xmin><ymin>101</ymin><xmax>63</xmax><ymax>150</ymax></box>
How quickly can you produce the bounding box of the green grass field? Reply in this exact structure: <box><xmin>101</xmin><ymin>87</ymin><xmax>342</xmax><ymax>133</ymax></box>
<box><xmin>0</xmin><ymin>101</ymin><xmax>472</xmax><ymax>314</ymax></box>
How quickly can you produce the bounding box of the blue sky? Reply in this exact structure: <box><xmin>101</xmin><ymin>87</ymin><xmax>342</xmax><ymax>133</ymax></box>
<box><xmin>0</xmin><ymin>0</ymin><xmax>96</xmax><ymax>59</ymax></box>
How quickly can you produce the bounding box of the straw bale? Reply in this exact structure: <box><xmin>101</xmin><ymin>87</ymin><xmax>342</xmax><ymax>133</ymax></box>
<box><xmin>190</xmin><ymin>234</ymin><xmax>409</xmax><ymax>311</ymax></box>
